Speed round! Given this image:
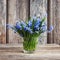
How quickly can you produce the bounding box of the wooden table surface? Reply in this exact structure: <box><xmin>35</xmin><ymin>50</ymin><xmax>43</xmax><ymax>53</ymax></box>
<box><xmin>0</xmin><ymin>44</ymin><xmax>60</xmax><ymax>60</ymax></box>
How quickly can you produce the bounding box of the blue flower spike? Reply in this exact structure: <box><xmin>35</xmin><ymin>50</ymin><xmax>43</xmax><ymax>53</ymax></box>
<box><xmin>6</xmin><ymin>24</ymin><xmax>17</xmax><ymax>33</ymax></box>
<box><xmin>6</xmin><ymin>24</ymin><xmax>14</xmax><ymax>29</ymax></box>
<box><xmin>35</xmin><ymin>17</ymin><xmax>41</xmax><ymax>26</ymax></box>
<box><xmin>47</xmin><ymin>26</ymin><xmax>53</xmax><ymax>33</ymax></box>
<box><xmin>34</xmin><ymin>25</ymin><xmax>39</xmax><ymax>31</ymax></box>
<box><xmin>15</xmin><ymin>22</ymin><xmax>22</xmax><ymax>30</ymax></box>
<box><xmin>41</xmin><ymin>25</ymin><xmax>47</xmax><ymax>32</ymax></box>
<box><xmin>24</xmin><ymin>27</ymin><xmax>33</xmax><ymax>34</ymax></box>
<box><xmin>28</xmin><ymin>20</ymin><xmax>32</xmax><ymax>27</ymax></box>
<box><xmin>20</xmin><ymin>21</ymin><xmax>26</xmax><ymax>27</ymax></box>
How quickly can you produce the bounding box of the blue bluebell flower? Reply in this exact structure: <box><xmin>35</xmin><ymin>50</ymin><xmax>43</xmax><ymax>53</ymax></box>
<box><xmin>6</xmin><ymin>24</ymin><xmax>14</xmax><ymax>29</ymax></box>
<box><xmin>20</xmin><ymin>21</ymin><xmax>26</xmax><ymax>27</ymax></box>
<box><xmin>34</xmin><ymin>18</ymin><xmax>41</xmax><ymax>26</ymax></box>
<box><xmin>28</xmin><ymin>20</ymin><xmax>32</xmax><ymax>27</ymax></box>
<box><xmin>15</xmin><ymin>22</ymin><xmax>22</xmax><ymax>30</ymax></box>
<box><xmin>47</xmin><ymin>26</ymin><xmax>53</xmax><ymax>33</ymax></box>
<box><xmin>24</xmin><ymin>27</ymin><xmax>33</xmax><ymax>34</ymax></box>
<box><xmin>41</xmin><ymin>25</ymin><xmax>47</xmax><ymax>32</ymax></box>
<box><xmin>34</xmin><ymin>25</ymin><xmax>39</xmax><ymax>31</ymax></box>
<box><xmin>6</xmin><ymin>24</ymin><xmax>17</xmax><ymax>33</ymax></box>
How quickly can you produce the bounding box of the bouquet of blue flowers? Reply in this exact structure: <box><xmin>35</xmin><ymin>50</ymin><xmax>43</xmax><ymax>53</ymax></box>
<box><xmin>7</xmin><ymin>16</ymin><xmax>53</xmax><ymax>53</ymax></box>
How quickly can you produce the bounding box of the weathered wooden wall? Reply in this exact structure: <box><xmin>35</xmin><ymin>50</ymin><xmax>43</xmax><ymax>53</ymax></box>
<box><xmin>8</xmin><ymin>0</ymin><xmax>29</xmax><ymax>43</ymax></box>
<box><xmin>0</xmin><ymin>0</ymin><xmax>30</xmax><ymax>44</ymax></box>
<box><xmin>0</xmin><ymin>0</ymin><xmax>6</xmax><ymax>43</ymax></box>
<box><xmin>47</xmin><ymin>0</ymin><xmax>60</xmax><ymax>44</ymax></box>
<box><xmin>53</xmin><ymin>0</ymin><xmax>60</xmax><ymax>44</ymax></box>
<box><xmin>0</xmin><ymin>0</ymin><xmax>47</xmax><ymax>44</ymax></box>
<box><xmin>0</xmin><ymin>0</ymin><xmax>60</xmax><ymax>44</ymax></box>
<box><xmin>8</xmin><ymin>0</ymin><xmax>47</xmax><ymax>44</ymax></box>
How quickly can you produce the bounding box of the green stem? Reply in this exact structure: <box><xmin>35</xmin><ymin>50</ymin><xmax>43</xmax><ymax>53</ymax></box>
<box><xmin>23</xmin><ymin>36</ymin><xmax>38</xmax><ymax>52</ymax></box>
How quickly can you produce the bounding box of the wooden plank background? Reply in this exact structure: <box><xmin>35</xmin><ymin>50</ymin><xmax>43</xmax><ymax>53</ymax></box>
<box><xmin>0</xmin><ymin>0</ymin><xmax>30</xmax><ymax>44</ymax></box>
<box><xmin>0</xmin><ymin>0</ymin><xmax>6</xmax><ymax>44</ymax></box>
<box><xmin>0</xmin><ymin>0</ymin><xmax>60</xmax><ymax>44</ymax></box>
<box><xmin>7</xmin><ymin>0</ymin><xmax>30</xmax><ymax>43</ymax></box>
<box><xmin>47</xmin><ymin>0</ymin><xmax>60</xmax><ymax>44</ymax></box>
<box><xmin>0</xmin><ymin>0</ymin><xmax>47</xmax><ymax>44</ymax></box>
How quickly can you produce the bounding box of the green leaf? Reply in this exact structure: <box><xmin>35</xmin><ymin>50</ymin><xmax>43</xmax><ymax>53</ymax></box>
<box><xmin>39</xmin><ymin>17</ymin><xmax>46</xmax><ymax>27</ymax></box>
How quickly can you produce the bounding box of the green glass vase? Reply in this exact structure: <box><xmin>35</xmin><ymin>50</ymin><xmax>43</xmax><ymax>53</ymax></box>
<box><xmin>23</xmin><ymin>37</ymin><xmax>38</xmax><ymax>53</ymax></box>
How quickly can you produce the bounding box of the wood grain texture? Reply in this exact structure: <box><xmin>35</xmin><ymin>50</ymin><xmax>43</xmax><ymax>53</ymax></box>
<box><xmin>16</xmin><ymin>0</ymin><xmax>29</xmax><ymax>21</ymax></box>
<box><xmin>8</xmin><ymin>0</ymin><xmax>17</xmax><ymax>43</ymax></box>
<box><xmin>0</xmin><ymin>0</ymin><xmax>6</xmax><ymax>44</ymax></box>
<box><xmin>47</xmin><ymin>0</ymin><xmax>60</xmax><ymax>44</ymax></box>
<box><xmin>54</xmin><ymin>0</ymin><xmax>60</xmax><ymax>44</ymax></box>
<box><xmin>0</xmin><ymin>44</ymin><xmax>59</xmax><ymax>60</ymax></box>
<box><xmin>47</xmin><ymin>0</ymin><xmax>54</xmax><ymax>43</ymax></box>
<box><xmin>8</xmin><ymin>0</ymin><xmax>29</xmax><ymax>43</ymax></box>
